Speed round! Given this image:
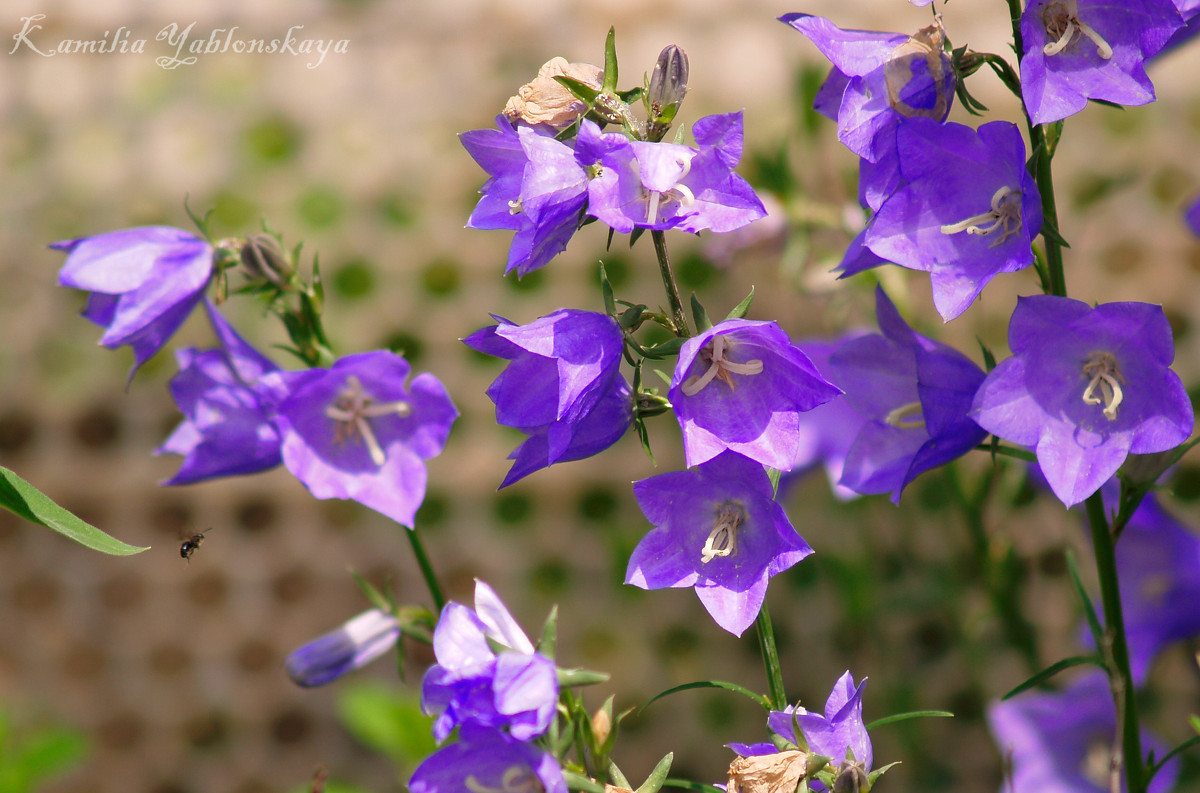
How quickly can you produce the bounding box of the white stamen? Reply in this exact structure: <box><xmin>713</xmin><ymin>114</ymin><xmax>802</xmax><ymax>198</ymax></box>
<box><xmin>1043</xmin><ymin>19</ymin><xmax>1077</xmax><ymax>56</ymax></box>
<box><xmin>1081</xmin><ymin>351</ymin><xmax>1125</xmax><ymax>421</ymax></box>
<box><xmin>1076</xmin><ymin>19</ymin><xmax>1112</xmax><ymax>59</ymax></box>
<box><xmin>646</xmin><ymin>190</ymin><xmax>662</xmax><ymax>224</ymax></box>
<box><xmin>1042</xmin><ymin>1</ymin><xmax>1112</xmax><ymax>60</ymax></box>
<box><xmin>643</xmin><ymin>154</ymin><xmax>696</xmax><ymax>225</ymax></box>
<box><xmin>324</xmin><ymin>375</ymin><xmax>412</xmax><ymax>466</ymax></box>
<box><xmin>702</xmin><ymin>504</ymin><xmax>744</xmax><ymax>564</ymax></box>
<box><xmin>681</xmin><ymin>335</ymin><xmax>764</xmax><ymax>396</ymax></box>
<box><xmin>884</xmin><ymin>401</ymin><xmax>926</xmax><ymax>430</ymax></box>
<box><xmin>940</xmin><ymin>186</ymin><xmax>1022</xmax><ymax>247</ymax></box>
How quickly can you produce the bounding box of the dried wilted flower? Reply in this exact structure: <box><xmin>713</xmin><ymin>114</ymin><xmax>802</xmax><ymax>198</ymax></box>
<box><xmin>504</xmin><ymin>56</ymin><xmax>603</xmax><ymax>127</ymax></box>
<box><xmin>726</xmin><ymin>750</ymin><xmax>808</xmax><ymax>793</ymax></box>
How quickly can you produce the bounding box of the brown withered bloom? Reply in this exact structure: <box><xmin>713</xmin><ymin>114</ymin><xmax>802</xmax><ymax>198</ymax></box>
<box><xmin>504</xmin><ymin>57</ymin><xmax>603</xmax><ymax>127</ymax></box>
<box><xmin>727</xmin><ymin>750</ymin><xmax>809</xmax><ymax>793</ymax></box>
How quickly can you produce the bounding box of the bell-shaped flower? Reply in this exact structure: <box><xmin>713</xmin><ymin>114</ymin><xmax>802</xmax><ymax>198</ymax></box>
<box><xmin>669</xmin><ymin>318</ymin><xmax>841</xmax><ymax>471</ymax></box>
<box><xmin>52</xmin><ymin>226</ymin><xmax>215</xmax><ymax>377</ymax></box>
<box><xmin>463</xmin><ymin>309</ymin><xmax>631</xmax><ymax>486</ymax></box>
<box><xmin>626</xmin><ymin>451</ymin><xmax>814</xmax><ymax>637</ymax></box>
<box><xmin>584</xmin><ymin>112</ymin><xmax>767</xmax><ymax>235</ymax></box>
<box><xmin>988</xmin><ymin>673</ymin><xmax>1179</xmax><ymax>792</ymax></box>
<box><xmin>261</xmin><ymin>351</ymin><xmax>457</xmax><ymax>527</ymax></box>
<box><xmin>779</xmin><ymin>14</ymin><xmax>955</xmax><ymax>163</ymax></box>
<box><xmin>971</xmin><ymin>296</ymin><xmax>1193</xmax><ymax>507</ymax></box>
<box><xmin>1020</xmin><ymin>0</ymin><xmax>1183</xmax><ymax>125</ymax></box>
<box><xmin>421</xmin><ymin>580</ymin><xmax>558</xmax><ymax>742</ymax></box>
<box><xmin>861</xmin><ymin>119</ymin><xmax>1043</xmax><ymax>322</ymax></box>
<box><xmin>768</xmin><ymin>671</ymin><xmax>872</xmax><ymax>779</ymax></box>
<box><xmin>284</xmin><ymin>608</ymin><xmax>400</xmax><ymax>687</ymax></box>
<box><xmin>409</xmin><ymin>724</ymin><xmax>566</xmax><ymax>793</ymax></box>
<box><xmin>830</xmin><ymin>287</ymin><xmax>987</xmax><ymax>502</ymax></box>
<box><xmin>157</xmin><ymin>301</ymin><xmax>283</xmax><ymax>485</ymax></box>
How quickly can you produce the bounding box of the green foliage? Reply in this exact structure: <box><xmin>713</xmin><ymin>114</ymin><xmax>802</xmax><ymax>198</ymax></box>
<box><xmin>336</xmin><ymin>682</ymin><xmax>436</xmax><ymax>774</ymax></box>
<box><xmin>0</xmin><ymin>712</ymin><xmax>88</xmax><ymax>793</ymax></box>
<box><xmin>0</xmin><ymin>466</ymin><xmax>148</xmax><ymax>555</ymax></box>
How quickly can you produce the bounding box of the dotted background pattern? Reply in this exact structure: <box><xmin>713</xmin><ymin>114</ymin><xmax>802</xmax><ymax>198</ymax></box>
<box><xmin>3</xmin><ymin>2</ymin><xmax>1200</xmax><ymax>792</ymax></box>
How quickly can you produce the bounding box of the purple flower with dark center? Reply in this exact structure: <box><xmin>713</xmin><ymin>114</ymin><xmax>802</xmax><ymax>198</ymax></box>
<box><xmin>861</xmin><ymin>119</ymin><xmax>1043</xmax><ymax>322</ymax></box>
<box><xmin>830</xmin><ymin>287</ymin><xmax>987</xmax><ymax>502</ymax></box>
<box><xmin>971</xmin><ymin>296</ymin><xmax>1192</xmax><ymax>508</ymax></box>
<box><xmin>463</xmin><ymin>309</ymin><xmax>631</xmax><ymax>486</ymax></box>
<box><xmin>1085</xmin><ymin>491</ymin><xmax>1200</xmax><ymax>683</ymax></box>
<box><xmin>626</xmin><ymin>450</ymin><xmax>813</xmax><ymax>637</ymax></box>
<box><xmin>261</xmin><ymin>351</ymin><xmax>457</xmax><ymax>527</ymax></box>
<box><xmin>584</xmin><ymin>112</ymin><xmax>767</xmax><ymax>234</ymax></box>
<box><xmin>421</xmin><ymin>580</ymin><xmax>557</xmax><ymax>741</ymax></box>
<box><xmin>988</xmin><ymin>673</ymin><xmax>1179</xmax><ymax>793</ymax></box>
<box><xmin>157</xmin><ymin>301</ymin><xmax>282</xmax><ymax>485</ymax></box>
<box><xmin>52</xmin><ymin>226</ymin><xmax>215</xmax><ymax>377</ymax></box>
<box><xmin>768</xmin><ymin>671</ymin><xmax>871</xmax><ymax>788</ymax></box>
<box><xmin>669</xmin><ymin>319</ymin><xmax>841</xmax><ymax>471</ymax></box>
<box><xmin>285</xmin><ymin>608</ymin><xmax>400</xmax><ymax>687</ymax></box>
<box><xmin>1020</xmin><ymin>0</ymin><xmax>1183</xmax><ymax>125</ymax></box>
<box><xmin>779</xmin><ymin>14</ymin><xmax>955</xmax><ymax>163</ymax></box>
<box><xmin>409</xmin><ymin>724</ymin><xmax>566</xmax><ymax>793</ymax></box>
<box><xmin>460</xmin><ymin>116</ymin><xmax>599</xmax><ymax>276</ymax></box>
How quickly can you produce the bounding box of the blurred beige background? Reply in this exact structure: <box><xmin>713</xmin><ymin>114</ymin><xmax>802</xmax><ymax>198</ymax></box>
<box><xmin>3</xmin><ymin>1</ymin><xmax>1200</xmax><ymax>792</ymax></box>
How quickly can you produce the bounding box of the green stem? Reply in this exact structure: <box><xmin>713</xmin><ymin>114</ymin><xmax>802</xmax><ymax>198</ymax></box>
<box><xmin>755</xmin><ymin>604</ymin><xmax>787</xmax><ymax>711</ymax></box>
<box><xmin>651</xmin><ymin>230</ymin><xmax>690</xmax><ymax>338</ymax></box>
<box><xmin>1004</xmin><ymin>0</ymin><xmax>1067</xmax><ymax>297</ymax></box>
<box><xmin>405</xmin><ymin>526</ymin><xmax>447</xmax><ymax>612</ymax></box>
<box><xmin>1084</xmin><ymin>492</ymin><xmax>1145</xmax><ymax>793</ymax></box>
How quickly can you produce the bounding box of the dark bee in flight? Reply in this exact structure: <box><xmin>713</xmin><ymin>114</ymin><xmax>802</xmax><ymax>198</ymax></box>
<box><xmin>180</xmin><ymin>528</ymin><xmax>213</xmax><ymax>563</ymax></box>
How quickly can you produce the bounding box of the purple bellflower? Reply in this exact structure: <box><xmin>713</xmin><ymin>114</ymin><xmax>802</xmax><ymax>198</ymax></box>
<box><xmin>285</xmin><ymin>608</ymin><xmax>400</xmax><ymax>687</ymax></box>
<box><xmin>669</xmin><ymin>318</ymin><xmax>841</xmax><ymax>471</ymax></box>
<box><xmin>830</xmin><ymin>288</ymin><xmax>987</xmax><ymax>502</ymax></box>
<box><xmin>988</xmin><ymin>673</ymin><xmax>1179</xmax><ymax>793</ymax></box>
<box><xmin>779</xmin><ymin>14</ymin><xmax>955</xmax><ymax>163</ymax></box>
<box><xmin>768</xmin><ymin>671</ymin><xmax>872</xmax><ymax>776</ymax></box>
<box><xmin>584</xmin><ymin>112</ymin><xmax>767</xmax><ymax>235</ymax></box>
<box><xmin>1020</xmin><ymin>0</ymin><xmax>1183</xmax><ymax>125</ymax></box>
<box><xmin>971</xmin><ymin>296</ymin><xmax>1193</xmax><ymax>508</ymax></box>
<box><xmin>626</xmin><ymin>451</ymin><xmax>814</xmax><ymax>637</ymax></box>
<box><xmin>859</xmin><ymin>119</ymin><xmax>1043</xmax><ymax>322</ymax></box>
<box><xmin>421</xmin><ymin>580</ymin><xmax>558</xmax><ymax>742</ymax></box>
<box><xmin>158</xmin><ymin>302</ymin><xmax>282</xmax><ymax>485</ymax></box>
<box><xmin>261</xmin><ymin>351</ymin><xmax>458</xmax><ymax>527</ymax></box>
<box><xmin>409</xmin><ymin>724</ymin><xmax>567</xmax><ymax>793</ymax></box>
<box><xmin>52</xmin><ymin>226</ymin><xmax>214</xmax><ymax>376</ymax></box>
<box><xmin>463</xmin><ymin>309</ymin><xmax>632</xmax><ymax>487</ymax></box>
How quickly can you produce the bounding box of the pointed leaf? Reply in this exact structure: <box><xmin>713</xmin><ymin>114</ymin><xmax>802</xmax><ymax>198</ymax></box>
<box><xmin>609</xmin><ymin>762</ymin><xmax>633</xmax><ymax>789</ymax></box>
<box><xmin>1002</xmin><ymin>655</ymin><xmax>1103</xmax><ymax>701</ymax></box>
<box><xmin>637</xmin><ymin>753</ymin><xmax>673</xmax><ymax>793</ymax></box>
<box><xmin>602</xmin><ymin>27</ymin><xmax>618</xmax><ymax>92</ymax></box>
<box><xmin>557</xmin><ymin>667</ymin><xmax>611</xmax><ymax>687</ymax></box>
<box><xmin>690</xmin><ymin>294</ymin><xmax>712</xmax><ymax>333</ymax></box>
<box><xmin>1066</xmin><ymin>549</ymin><xmax>1106</xmax><ymax>651</ymax></box>
<box><xmin>563</xmin><ymin>771</ymin><xmax>606</xmax><ymax>793</ymax></box>
<box><xmin>599</xmin><ymin>263</ymin><xmax>618</xmax><ymax>318</ymax></box>
<box><xmin>638</xmin><ymin>680</ymin><xmax>770</xmax><ymax>714</ymax></box>
<box><xmin>0</xmin><ymin>467</ymin><xmax>148</xmax><ymax>555</ymax></box>
<box><xmin>865</xmin><ymin>710</ymin><xmax>954</xmax><ymax>730</ymax></box>
<box><xmin>553</xmin><ymin>75</ymin><xmax>601</xmax><ymax>106</ymax></box>
<box><xmin>725</xmin><ymin>288</ymin><xmax>755</xmax><ymax>320</ymax></box>
<box><xmin>538</xmin><ymin>604</ymin><xmax>558</xmax><ymax>661</ymax></box>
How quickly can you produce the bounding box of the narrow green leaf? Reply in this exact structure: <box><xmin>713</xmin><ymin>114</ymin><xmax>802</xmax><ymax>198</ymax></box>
<box><xmin>637</xmin><ymin>753</ymin><xmax>673</xmax><ymax>793</ymax></box>
<box><xmin>557</xmin><ymin>667</ymin><xmax>610</xmax><ymax>687</ymax></box>
<box><xmin>767</xmin><ymin>467</ymin><xmax>782</xmax><ymax>497</ymax></box>
<box><xmin>599</xmin><ymin>263</ymin><xmax>617</xmax><ymax>317</ymax></box>
<box><xmin>553</xmin><ymin>75</ymin><xmax>600</xmax><ymax>105</ymax></box>
<box><xmin>336</xmin><ymin>682</ymin><xmax>435</xmax><ymax>768</ymax></box>
<box><xmin>977</xmin><ymin>338</ymin><xmax>997</xmax><ymax>372</ymax></box>
<box><xmin>564</xmin><ymin>771</ymin><xmax>606</xmax><ymax>793</ymax></box>
<box><xmin>689</xmin><ymin>294</ymin><xmax>712</xmax><ymax>333</ymax></box>
<box><xmin>602</xmin><ymin>27</ymin><xmax>618</xmax><ymax>92</ymax></box>
<box><xmin>1067</xmin><ymin>549</ymin><xmax>1106</xmax><ymax>651</ymax></box>
<box><xmin>1146</xmin><ymin>735</ymin><xmax>1200</xmax><ymax>782</ymax></box>
<box><xmin>10</xmin><ymin>728</ymin><xmax>88</xmax><ymax>787</ymax></box>
<box><xmin>638</xmin><ymin>680</ymin><xmax>771</xmax><ymax>714</ymax></box>
<box><xmin>642</xmin><ymin>338</ymin><xmax>685</xmax><ymax>359</ymax></box>
<box><xmin>1189</xmin><ymin>714</ymin><xmax>1200</xmax><ymax>735</ymax></box>
<box><xmin>538</xmin><ymin>605</ymin><xmax>558</xmax><ymax>661</ymax></box>
<box><xmin>608</xmin><ymin>762</ymin><xmax>632</xmax><ymax>789</ymax></box>
<box><xmin>662</xmin><ymin>780</ymin><xmax>723</xmax><ymax>793</ymax></box>
<box><xmin>725</xmin><ymin>288</ymin><xmax>755</xmax><ymax>320</ymax></box>
<box><xmin>1002</xmin><ymin>655</ymin><xmax>1103</xmax><ymax>701</ymax></box>
<box><xmin>866</xmin><ymin>761</ymin><xmax>902</xmax><ymax>786</ymax></box>
<box><xmin>0</xmin><ymin>467</ymin><xmax>148</xmax><ymax>555</ymax></box>
<box><xmin>865</xmin><ymin>710</ymin><xmax>953</xmax><ymax>730</ymax></box>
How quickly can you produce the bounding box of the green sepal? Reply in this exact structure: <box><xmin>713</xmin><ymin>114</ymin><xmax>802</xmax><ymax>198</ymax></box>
<box><xmin>1038</xmin><ymin>214</ymin><xmax>1071</xmax><ymax>249</ymax></box>
<box><xmin>1146</xmin><ymin>735</ymin><xmax>1200</xmax><ymax>784</ymax></box>
<box><xmin>641</xmin><ymin>337</ymin><xmax>685</xmax><ymax>359</ymax></box>
<box><xmin>867</xmin><ymin>761</ymin><xmax>902</xmax><ymax>786</ymax></box>
<box><xmin>311</xmin><ymin>254</ymin><xmax>325</xmax><ymax>310</ymax></box>
<box><xmin>982</xmin><ymin>54</ymin><xmax>1022</xmax><ymax>100</ymax></box>
<box><xmin>602</xmin><ymin>27</ymin><xmax>619</xmax><ymax>92</ymax></box>
<box><xmin>608</xmin><ymin>761</ymin><xmax>633</xmax><ymax>789</ymax></box>
<box><xmin>1001</xmin><ymin>655</ymin><xmax>1104</xmax><ymax>700</ymax></box>
<box><xmin>654</xmin><ymin>102</ymin><xmax>680</xmax><ymax>126</ymax></box>
<box><xmin>636</xmin><ymin>753</ymin><xmax>673</xmax><ymax>793</ymax></box>
<box><xmin>350</xmin><ymin>569</ymin><xmax>395</xmax><ymax>614</ymax></box>
<box><xmin>635</xmin><ymin>392</ymin><xmax>672</xmax><ymax>419</ymax></box>
<box><xmin>557</xmin><ymin>667</ymin><xmax>611</xmax><ymax>687</ymax></box>
<box><xmin>396</xmin><ymin>606</ymin><xmax>435</xmax><ymax>646</ymax></box>
<box><xmin>538</xmin><ymin>604</ymin><xmax>558</xmax><ymax>661</ymax></box>
<box><xmin>690</xmin><ymin>293</ymin><xmax>712</xmax><ymax>333</ymax></box>
<box><xmin>562</xmin><ymin>770</ymin><xmax>606</xmax><ymax>793</ymax></box>
<box><xmin>804</xmin><ymin>754</ymin><xmax>831</xmax><ymax>777</ymax></box>
<box><xmin>638</xmin><ymin>680</ymin><xmax>771</xmax><ymax>714</ymax></box>
<box><xmin>1066</xmin><ymin>549</ymin><xmax>1106</xmax><ymax>652</ymax></box>
<box><xmin>618</xmin><ymin>304</ymin><xmax>647</xmax><ymax>332</ymax></box>
<box><xmin>865</xmin><ymin>710</ymin><xmax>954</xmax><ymax>730</ymax></box>
<box><xmin>977</xmin><ymin>338</ymin><xmax>997</xmax><ymax>372</ymax></box>
<box><xmin>617</xmin><ymin>87</ymin><xmax>644</xmax><ymax>105</ymax></box>
<box><xmin>183</xmin><ymin>195</ymin><xmax>215</xmax><ymax>240</ymax></box>
<box><xmin>629</xmin><ymin>227</ymin><xmax>645</xmax><ymax>248</ymax></box>
<box><xmin>0</xmin><ymin>466</ymin><xmax>148</xmax><ymax>555</ymax></box>
<box><xmin>553</xmin><ymin>74</ymin><xmax>601</xmax><ymax>106</ymax></box>
<box><xmin>725</xmin><ymin>287</ymin><xmax>755</xmax><ymax>320</ymax></box>
<box><xmin>767</xmin><ymin>467</ymin><xmax>782</xmax><ymax>497</ymax></box>
<box><xmin>632</xmin><ymin>361</ymin><xmax>657</xmax><ymax>465</ymax></box>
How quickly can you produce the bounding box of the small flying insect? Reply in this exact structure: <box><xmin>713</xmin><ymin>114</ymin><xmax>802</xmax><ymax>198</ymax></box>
<box><xmin>180</xmin><ymin>527</ymin><xmax>215</xmax><ymax>564</ymax></box>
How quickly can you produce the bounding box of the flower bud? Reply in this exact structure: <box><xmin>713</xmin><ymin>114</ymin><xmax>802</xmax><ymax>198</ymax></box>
<box><xmin>648</xmin><ymin>45</ymin><xmax>689</xmax><ymax>118</ymax></box>
<box><xmin>833</xmin><ymin>759</ymin><xmax>870</xmax><ymax>793</ymax></box>
<box><xmin>285</xmin><ymin>608</ymin><xmax>400</xmax><ymax>687</ymax></box>
<box><xmin>592</xmin><ymin>705</ymin><xmax>612</xmax><ymax>748</ymax></box>
<box><xmin>240</xmin><ymin>233</ymin><xmax>293</xmax><ymax>287</ymax></box>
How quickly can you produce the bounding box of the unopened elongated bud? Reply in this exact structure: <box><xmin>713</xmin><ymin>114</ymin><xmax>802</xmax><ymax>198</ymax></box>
<box><xmin>833</xmin><ymin>759</ymin><xmax>869</xmax><ymax>793</ymax></box>
<box><xmin>646</xmin><ymin>45</ymin><xmax>688</xmax><ymax>141</ymax></box>
<box><xmin>240</xmin><ymin>233</ymin><xmax>293</xmax><ymax>287</ymax></box>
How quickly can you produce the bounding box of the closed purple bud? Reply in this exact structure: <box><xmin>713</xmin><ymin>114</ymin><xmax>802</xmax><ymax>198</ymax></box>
<box><xmin>285</xmin><ymin>608</ymin><xmax>400</xmax><ymax>687</ymax></box>
<box><xmin>647</xmin><ymin>45</ymin><xmax>689</xmax><ymax>136</ymax></box>
<box><xmin>240</xmin><ymin>233</ymin><xmax>293</xmax><ymax>287</ymax></box>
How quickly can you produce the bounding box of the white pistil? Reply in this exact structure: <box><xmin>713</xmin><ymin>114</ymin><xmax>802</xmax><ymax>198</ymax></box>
<box><xmin>885</xmin><ymin>401</ymin><xmax>926</xmax><ymax>430</ymax></box>
<box><xmin>465</xmin><ymin>767</ymin><xmax>544</xmax><ymax>793</ymax></box>
<box><xmin>939</xmin><ymin>186</ymin><xmax>1022</xmax><ymax>248</ymax></box>
<box><xmin>702</xmin><ymin>504</ymin><xmax>745</xmax><ymax>564</ymax></box>
<box><xmin>324</xmin><ymin>375</ymin><xmax>412</xmax><ymax>466</ymax></box>
<box><xmin>644</xmin><ymin>154</ymin><xmax>695</xmax><ymax>224</ymax></box>
<box><xmin>1081</xmin><ymin>351</ymin><xmax>1125</xmax><ymax>421</ymax></box>
<box><xmin>681</xmin><ymin>334</ymin><xmax>764</xmax><ymax>396</ymax></box>
<box><xmin>1042</xmin><ymin>1</ymin><xmax>1112</xmax><ymax>60</ymax></box>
